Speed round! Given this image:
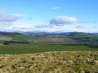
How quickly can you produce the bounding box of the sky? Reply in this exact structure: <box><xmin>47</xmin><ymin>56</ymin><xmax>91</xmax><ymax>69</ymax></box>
<box><xmin>0</xmin><ymin>0</ymin><xmax>98</xmax><ymax>32</ymax></box>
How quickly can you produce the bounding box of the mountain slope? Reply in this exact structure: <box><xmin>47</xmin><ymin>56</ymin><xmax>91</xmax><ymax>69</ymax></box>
<box><xmin>0</xmin><ymin>32</ymin><xmax>98</xmax><ymax>45</ymax></box>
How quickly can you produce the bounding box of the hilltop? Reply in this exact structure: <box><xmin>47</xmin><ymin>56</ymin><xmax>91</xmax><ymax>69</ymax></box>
<box><xmin>0</xmin><ymin>51</ymin><xmax>98</xmax><ymax>73</ymax></box>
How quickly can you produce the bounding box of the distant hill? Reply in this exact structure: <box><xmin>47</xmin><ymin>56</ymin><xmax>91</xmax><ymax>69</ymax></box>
<box><xmin>0</xmin><ymin>31</ymin><xmax>98</xmax><ymax>46</ymax></box>
<box><xmin>0</xmin><ymin>32</ymin><xmax>33</xmax><ymax>42</ymax></box>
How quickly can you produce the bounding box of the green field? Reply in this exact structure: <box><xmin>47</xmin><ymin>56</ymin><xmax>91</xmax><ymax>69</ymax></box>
<box><xmin>0</xmin><ymin>32</ymin><xmax>98</xmax><ymax>54</ymax></box>
<box><xmin>0</xmin><ymin>43</ymin><xmax>98</xmax><ymax>54</ymax></box>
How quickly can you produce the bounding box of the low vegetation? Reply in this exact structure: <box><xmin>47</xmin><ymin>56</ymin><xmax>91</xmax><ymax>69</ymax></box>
<box><xmin>0</xmin><ymin>51</ymin><xmax>98</xmax><ymax>73</ymax></box>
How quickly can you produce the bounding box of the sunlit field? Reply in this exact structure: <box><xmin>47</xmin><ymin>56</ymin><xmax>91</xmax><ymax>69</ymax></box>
<box><xmin>0</xmin><ymin>51</ymin><xmax>98</xmax><ymax>73</ymax></box>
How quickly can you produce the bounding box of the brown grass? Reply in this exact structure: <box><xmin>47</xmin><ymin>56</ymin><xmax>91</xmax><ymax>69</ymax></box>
<box><xmin>0</xmin><ymin>51</ymin><xmax>98</xmax><ymax>73</ymax></box>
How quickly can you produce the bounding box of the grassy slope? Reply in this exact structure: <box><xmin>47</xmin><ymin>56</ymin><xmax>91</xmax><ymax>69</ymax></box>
<box><xmin>0</xmin><ymin>32</ymin><xmax>98</xmax><ymax>73</ymax></box>
<box><xmin>0</xmin><ymin>51</ymin><xmax>98</xmax><ymax>73</ymax></box>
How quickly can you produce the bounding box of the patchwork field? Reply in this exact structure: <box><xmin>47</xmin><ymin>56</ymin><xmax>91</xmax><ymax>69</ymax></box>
<box><xmin>0</xmin><ymin>32</ymin><xmax>98</xmax><ymax>54</ymax></box>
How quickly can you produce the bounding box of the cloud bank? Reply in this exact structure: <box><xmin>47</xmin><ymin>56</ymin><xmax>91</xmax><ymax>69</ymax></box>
<box><xmin>0</xmin><ymin>11</ymin><xmax>23</xmax><ymax>26</ymax></box>
<box><xmin>50</xmin><ymin>16</ymin><xmax>78</xmax><ymax>25</ymax></box>
<box><xmin>0</xmin><ymin>12</ymin><xmax>97</xmax><ymax>33</ymax></box>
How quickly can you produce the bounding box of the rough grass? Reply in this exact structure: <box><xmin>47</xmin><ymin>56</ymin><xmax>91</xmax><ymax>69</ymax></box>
<box><xmin>0</xmin><ymin>51</ymin><xmax>98</xmax><ymax>73</ymax></box>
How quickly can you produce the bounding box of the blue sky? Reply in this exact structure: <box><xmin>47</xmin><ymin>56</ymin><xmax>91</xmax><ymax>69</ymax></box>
<box><xmin>0</xmin><ymin>0</ymin><xmax>98</xmax><ymax>32</ymax></box>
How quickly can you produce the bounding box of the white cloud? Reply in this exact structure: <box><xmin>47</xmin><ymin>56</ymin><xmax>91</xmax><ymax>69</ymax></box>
<box><xmin>0</xmin><ymin>11</ymin><xmax>97</xmax><ymax>33</ymax></box>
<box><xmin>50</xmin><ymin>16</ymin><xmax>78</xmax><ymax>25</ymax></box>
<box><xmin>34</xmin><ymin>25</ymin><xmax>98</xmax><ymax>33</ymax></box>
<box><xmin>0</xmin><ymin>10</ymin><xmax>23</xmax><ymax>26</ymax></box>
<box><xmin>0</xmin><ymin>23</ymin><xmax>98</xmax><ymax>33</ymax></box>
